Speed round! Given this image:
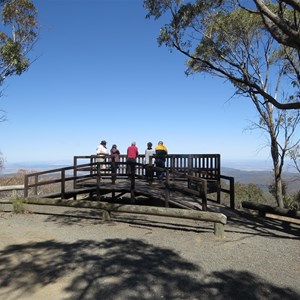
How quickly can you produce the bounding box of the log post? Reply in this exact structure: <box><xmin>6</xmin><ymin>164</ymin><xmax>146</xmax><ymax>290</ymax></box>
<box><xmin>102</xmin><ymin>210</ymin><xmax>111</xmax><ymax>222</ymax></box>
<box><xmin>214</xmin><ymin>223</ymin><xmax>224</xmax><ymax>238</ymax></box>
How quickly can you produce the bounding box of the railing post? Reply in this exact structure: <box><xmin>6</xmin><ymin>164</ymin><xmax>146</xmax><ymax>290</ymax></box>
<box><xmin>73</xmin><ymin>156</ymin><xmax>77</xmax><ymax>190</ymax></box>
<box><xmin>130</xmin><ymin>163</ymin><xmax>135</xmax><ymax>204</ymax></box>
<box><xmin>61</xmin><ymin>170</ymin><xmax>66</xmax><ymax>199</ymax></box>
<box><xmin>97</xmin><ymin>162</ymin><xmax>101</xmax><ymax>201</ymax></box>
<box><xmin>111</xmin><ymin>160</ymin><xmax>116</xmax><ymax>184</ymax></box>
<box><xmin>230</xmin><ymin>177</ymin><xmax>235</xmax><ymax>209</ymax></box>
<box><xmin>188</xmin><ymin>155</ymin><xmax>192</xmax><ymax>172</ymax></box>
<box><xmin>34</xmin><ymin>175</ymin><xmax>38</xmax><ymax>196</ymax></box>
<box><xmin>90</xmin><ymin>156</ymin><xmax>94</xmax><ymax>175</ymax></box>
<box><xmin>201</xmin><ymin>180</ymin><xmax>207</xmax><ymax>211</ymax></box>
<box><xmin>165</xmin><ymin>169</ymin><xmax>170</xmax><ymax>207</ymax></box>
<box><xmin>24</xmin><ymin>175</ymin><xmax>29</xmax><ymax>198</ymax></box>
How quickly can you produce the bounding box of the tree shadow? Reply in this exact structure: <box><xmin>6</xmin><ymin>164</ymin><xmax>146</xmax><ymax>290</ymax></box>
<box><xmin>0</xmin><ymin>239</ymin><xmax>298</xmax><ymax>299</ymax></box>
<box><xmin>33</xmin><ymin>203</ymin><xmax>300</xmax><ymax>239</ymax></box>
<box><xmin>42</xmin><ymin>209</ymin><xmax>212</xmax><ymax>234</ymax></box>
<box><xmin>209</xmin><ymin>206</ymin><xmax>300</xmax><ymax>239</ymax></box>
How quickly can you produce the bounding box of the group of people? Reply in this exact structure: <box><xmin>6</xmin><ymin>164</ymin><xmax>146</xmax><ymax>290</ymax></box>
<box><xmin>96</xmin><ymin>140</ymin><xmax>168</xmax><ymax>180</ymax></box>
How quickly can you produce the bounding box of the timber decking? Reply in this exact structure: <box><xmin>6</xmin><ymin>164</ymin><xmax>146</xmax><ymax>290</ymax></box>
<box><xmin>37</xmin><ymin>179</ymin><xmax>204</xmax><ymax>210</ymax></box>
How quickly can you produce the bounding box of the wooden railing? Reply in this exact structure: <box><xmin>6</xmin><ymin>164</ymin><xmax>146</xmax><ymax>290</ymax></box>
<box><xmin>23</xmin><ymin>154</ymin><xmax>235</xmax><ymax>209</ymax></box>
<box><xmin>73</xmin><ymin>154</ymin><xmax>221</xmax><ymax>179</ymax></box>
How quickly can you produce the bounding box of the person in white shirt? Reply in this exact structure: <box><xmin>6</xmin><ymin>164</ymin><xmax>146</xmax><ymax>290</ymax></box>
<box><xmin>96</xmin><ymin>140</ymin><xmax>109</xmax><ymax>169</ymax></box>
<box><xmin>145</xmin><ymin>142</ymin><xmax>155</xmax><ymax>181</ymax></box>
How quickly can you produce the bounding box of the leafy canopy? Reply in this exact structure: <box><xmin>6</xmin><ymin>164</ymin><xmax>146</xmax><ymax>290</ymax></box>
<box><xmin>0</xmin><ymin>0</ymin><xmax>38</xmax><ymax>83</ymax></box>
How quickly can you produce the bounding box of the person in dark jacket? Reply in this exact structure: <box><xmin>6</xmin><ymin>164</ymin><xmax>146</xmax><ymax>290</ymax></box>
<box><xmin>155</xmin><ymin>141</ymin><xmax>168</xmax><ymax>180</ymax></box>
<box><xmin>110</xmin><ymin>144</ymin><xmax>120</xmax><ymax>173</ymax></box>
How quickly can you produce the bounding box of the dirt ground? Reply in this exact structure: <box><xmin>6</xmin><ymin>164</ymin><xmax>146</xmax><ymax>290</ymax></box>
<box><xmin>0</xmin><ymin>201</ymin><xmax>299</xmax><ymax>300</ymax></box>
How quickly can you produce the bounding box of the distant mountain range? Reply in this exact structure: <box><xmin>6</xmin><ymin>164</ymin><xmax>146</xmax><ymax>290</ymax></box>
<box><xmin>1</xmin><ymin>160</ymin><xmax>299</xmax><ymax>194</ymax></box>
<box><xmin>222</xmin><ymin>167</ymin><xmax>299</xmax><ymax>194</ymax></box>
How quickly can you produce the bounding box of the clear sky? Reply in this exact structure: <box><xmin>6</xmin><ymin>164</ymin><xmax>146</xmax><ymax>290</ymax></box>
<box><xmin>0</xmin><ymin>0</ymin><xmax>275</xmax><ymax>167</ymax></box>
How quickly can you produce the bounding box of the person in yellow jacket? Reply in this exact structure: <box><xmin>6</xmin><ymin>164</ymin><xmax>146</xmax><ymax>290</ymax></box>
<box><xmin>155</xmin><ymin>141</ymin><xmax>168</xmax><ymax>180</ymax></box>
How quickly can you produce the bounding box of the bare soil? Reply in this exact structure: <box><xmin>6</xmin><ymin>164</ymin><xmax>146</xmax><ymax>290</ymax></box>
<box><xmin>0</xmin><ymin>201</ymin><xmax>299</xmax><ymax>300</ymax></box>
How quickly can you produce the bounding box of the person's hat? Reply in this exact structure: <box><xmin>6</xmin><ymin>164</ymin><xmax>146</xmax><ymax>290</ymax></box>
<box><xmin>112</xmin><ymin>144</ymin><xmax>117</xmax><ymax>148</ymax></box>
<box><xmin>101</xmin><ymin>140</ymin><xmax>107</xmax><ymax>145</ymax></box>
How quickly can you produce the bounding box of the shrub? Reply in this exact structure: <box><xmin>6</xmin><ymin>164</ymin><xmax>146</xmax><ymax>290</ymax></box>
<box><xmin>12</xmin><ymin>198</ymin><xmax>26</xmax><ymax>214</ymax></box>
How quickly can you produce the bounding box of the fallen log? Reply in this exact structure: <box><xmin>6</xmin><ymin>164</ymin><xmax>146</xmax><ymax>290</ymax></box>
<box><xmin>242</xmin><ymin>201</ymin><xmax>300</xmax><ymax>220</ymax></box>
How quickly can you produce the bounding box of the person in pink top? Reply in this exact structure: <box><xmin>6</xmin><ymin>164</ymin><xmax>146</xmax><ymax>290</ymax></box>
<box><xmin>127</xmin><ymin>141</ymin><xmax>138</xmax><ymax>176</ymax></box>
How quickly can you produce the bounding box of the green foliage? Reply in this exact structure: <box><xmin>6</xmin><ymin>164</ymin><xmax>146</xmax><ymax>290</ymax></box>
<box><xmin>284</xmin><ymin>190</ymin><xmax>300</xmax><ymax>210</ymax></box>
<box><xmin>221</xmin><ymin>181</ymin><xmax>273</xmax><ymax>209</ymax></box>
<box><xmin>12</xmin><ymin>198</ymin><xmax>25</xmax><ymax>214</ymax></box>
<box><xmin>0</xmin><ymin>39</ymin><xmax>29</xmax><ymax>77</ymax></box>
<box><xmin>268</xmin><ymin>180</ymin><xmax>287</xmax><ymax>198</ymax></box>
<box><xmin>0</xmin><ymin>0</ymin><xmax>38</xmax><ymax>83</ymax></box>
<box><xmin>234</xmin><ymin>182</ymin><xmax>270</xmax><ymax>208</ymax></box>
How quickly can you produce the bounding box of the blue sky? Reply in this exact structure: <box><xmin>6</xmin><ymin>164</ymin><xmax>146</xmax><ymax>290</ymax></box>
<box><xmin>0</xmin><ymin>0</ymin><xmax>274</xmax><ymax>167</ymax></box>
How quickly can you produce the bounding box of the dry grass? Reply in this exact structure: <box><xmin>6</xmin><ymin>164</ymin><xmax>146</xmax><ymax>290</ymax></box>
<box><xmin>0</xmin><ymin>169</ymin><xmax>29</xmax><ymax>186</ymax></box>
<box><xmin>0</xmin><ymin>169</ymin><xmax>65</xmax><ymax>198</ymax></box>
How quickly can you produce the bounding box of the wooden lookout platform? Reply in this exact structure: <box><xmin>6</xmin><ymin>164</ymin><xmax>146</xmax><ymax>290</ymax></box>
<box><xmin>24</xmin><ymin>154</ymin><xmax>235</xmax><ymax>212</ymax></box>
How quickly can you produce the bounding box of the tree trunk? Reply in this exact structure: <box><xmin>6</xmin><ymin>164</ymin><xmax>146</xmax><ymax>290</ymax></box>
<box><xmin>271</xmin><ymin>137</ymin><xmax>284</xmax><ymax>208</ymax></box>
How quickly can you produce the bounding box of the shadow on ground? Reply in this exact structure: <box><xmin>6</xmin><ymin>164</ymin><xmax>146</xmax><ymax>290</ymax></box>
<box><xmin>0</xmin><ymin>238</ymin><xmax>299</xmax><ymax>299</ymax></box>
<box><xmin>211</xmin><ymin>206</ymin><xmax>300</xmax><ymax>239</ymax></box>
<box><xmin>41</xmin><ymin>202</ymin><xmax>300</xmax><ymax>240</ymax></box>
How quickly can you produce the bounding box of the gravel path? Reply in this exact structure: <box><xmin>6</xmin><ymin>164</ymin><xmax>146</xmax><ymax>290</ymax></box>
<box><xmin>0</xmin><ymin>203</ymin><xmax>299</xmax><ymax>300</ymax></box>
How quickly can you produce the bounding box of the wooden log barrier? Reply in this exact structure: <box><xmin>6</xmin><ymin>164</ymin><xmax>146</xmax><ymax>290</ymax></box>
<box><xmin>23</xmin><ymin>197</ymin><xmax>227</xmax><ymax>238</ymax></box>
<box><xmin>242</xmin><ymin>201</ymin><xmax>300</xmax><ymax>220</ymax></box>
<box><xmin>0</xmin><ymin>185</ymin><xmax>24</xmax><ymax>198</ymax></box>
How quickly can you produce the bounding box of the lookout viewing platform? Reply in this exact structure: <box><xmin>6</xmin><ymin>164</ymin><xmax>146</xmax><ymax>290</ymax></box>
<box><xmin>23</xmin><ymin>154</ymin><xmax>235</xmax><ymax>212</ymax></box>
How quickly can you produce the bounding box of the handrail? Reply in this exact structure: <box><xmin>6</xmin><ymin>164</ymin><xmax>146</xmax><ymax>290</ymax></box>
<box><xmin>220</xmin><ymin>175</ymin><xmax>235</xmax><ymax>209</ymax></box>
<box><xmin>165</xmin><ymin>169</ymin><xmax>208</xmax><ymax>210</ymax></box>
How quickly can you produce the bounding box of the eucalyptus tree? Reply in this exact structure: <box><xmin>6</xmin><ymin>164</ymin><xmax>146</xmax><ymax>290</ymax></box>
<box><xmin>144</xmin><ymin>0</ymin><xmax>299</xmax><ymax>110</ymax></box>
<box><xmin>0</xmin><ymin>0</ymin><xmax>38</xmax><ymax>79</ymax></box>
<box><xmin>252</xmin><ymin>0</ymin><xmax>300</xmax><ymax>50</ymax></box>
<box><xmin>0</xmin><ymin>0</ymin><xmax>38</xmax><ymax>165</ymax></box>
<box><xmin>144</xmin><ymin>0</ymin><xmax>300</xmax><ymax>207</ymax></box>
